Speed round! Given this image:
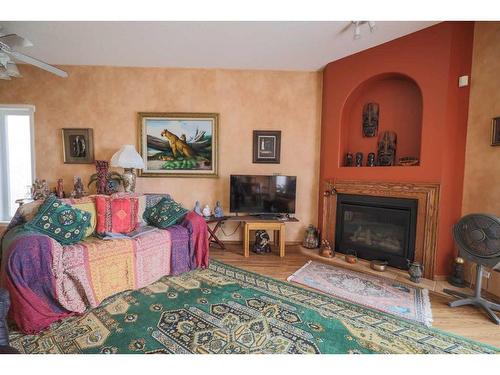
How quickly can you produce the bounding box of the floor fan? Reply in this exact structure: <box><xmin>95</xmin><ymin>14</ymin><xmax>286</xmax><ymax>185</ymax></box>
<box><xmin>444</xmin><ymin>214</ymin><xmax>500</xmax><ymax>324</ymax></box>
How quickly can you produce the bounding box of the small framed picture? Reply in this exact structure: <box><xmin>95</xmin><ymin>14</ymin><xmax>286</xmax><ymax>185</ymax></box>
<box><xmin>491</xmin><ymin>117</ymin><xmax>500</xmax><ymax>146</ymax></box>
<box><xmin>62</xmin><ymin>128</ymin><xmax>95</xmax><ymax>164</ymax></box>
<box><xmin>253</xmin><ymin>130</ymin><xmax>281</xmax><ymax>164</ymax></box>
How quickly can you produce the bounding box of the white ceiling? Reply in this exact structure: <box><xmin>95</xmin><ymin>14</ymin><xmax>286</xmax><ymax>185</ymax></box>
<box><xmin>1</xmin><ymin>21</ymin><xmax>438</xmax><ymax>71</ymax></box>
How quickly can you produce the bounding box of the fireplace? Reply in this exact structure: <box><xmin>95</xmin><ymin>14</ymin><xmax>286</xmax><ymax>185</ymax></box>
<box><xmin>335</xmin><ymin>194</ymin><xmax>418</xmax><ymax>269</ymax></box>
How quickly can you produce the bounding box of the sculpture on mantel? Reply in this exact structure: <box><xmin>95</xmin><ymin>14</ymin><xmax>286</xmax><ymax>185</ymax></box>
<box><xmin>362</xmin><ymin>102</ymin><xmax>379</xmax><ymax>137</ymax></box>
<box><xmin>367</xmin><ymin>152</ymin><xmax>376</xmax><ymax>167</ymax></box>
<box><xmin>344</xmin><ymin>153</ymin><xmax>353</xmax><ymax>167</ymax></box>
<box><xmin>377</xmin><ymin>131</ymin><xmax>397</xmax><ymax>166</ymax></box>
<box><xmin>355</xmin><ymin>152</ymin><xmax>363</xmax><ymax>167</ymax></box>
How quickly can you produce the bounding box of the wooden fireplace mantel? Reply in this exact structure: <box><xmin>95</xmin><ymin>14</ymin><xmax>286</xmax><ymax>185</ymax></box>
<box><xmin>322</xmin><ymin>180</ymin><xmax>440</xmax><ymax>279</ymax></box>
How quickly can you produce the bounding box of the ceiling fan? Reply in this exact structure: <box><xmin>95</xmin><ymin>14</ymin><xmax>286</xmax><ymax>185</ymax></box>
<box><xmin>0</xmin><ymin>27</ymin><xmax>68</xmax><ymax>80</ymax></box>
<box><xmin>339</xmin><ymin>21</ymin><xmax>376</xmax><ymax>39</ymax></box>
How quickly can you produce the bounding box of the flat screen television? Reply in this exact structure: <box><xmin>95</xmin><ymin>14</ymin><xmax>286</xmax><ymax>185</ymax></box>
<box><xmin>230</xmin><ymin>175</ymin><xmax>297</xmax><ymax>215</ymax></box>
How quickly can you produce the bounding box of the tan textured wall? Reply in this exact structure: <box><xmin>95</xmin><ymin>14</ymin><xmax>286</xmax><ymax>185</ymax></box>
<box><xmin>0</xmin><ymin>65</ymin><xmax>322</xmax><ymax>241</ymax></box>
<box><xmin>462</xmin><ymin>22</ymin><xmax>500</xmax><ymax>296</ymax></box>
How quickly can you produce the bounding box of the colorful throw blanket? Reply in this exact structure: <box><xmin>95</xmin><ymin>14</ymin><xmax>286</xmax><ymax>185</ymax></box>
<box><xmin>182</xmin><ymin>212</ymin><xmax>210</xmax><ymax>269</ymax></box>
<box><xmin>2</xmin><ymin>230</ymin><xmax>73</xmax><ymax>333</ymax></box>
<box><xmin>1</xmin><ymin>200</ymin><xmax>209</xmax><ymax>334</ymax></box>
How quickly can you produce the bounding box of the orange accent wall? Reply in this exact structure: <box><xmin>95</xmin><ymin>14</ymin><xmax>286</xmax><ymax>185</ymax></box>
<box><xmin>319</xmin><ymin>22</ymin><xmax>475</xmax><ymax>277</ymax></box>
<box><xmin>341</xmin><ymin>74</ymin><xmax>423</xmax><ymax>163</ymax></box>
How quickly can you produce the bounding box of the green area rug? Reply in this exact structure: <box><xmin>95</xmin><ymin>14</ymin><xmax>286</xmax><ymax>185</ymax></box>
<box><xmin>9</xmin><ymin>260</ymin><xmax>499</xmax><ymax>354</ymax></box>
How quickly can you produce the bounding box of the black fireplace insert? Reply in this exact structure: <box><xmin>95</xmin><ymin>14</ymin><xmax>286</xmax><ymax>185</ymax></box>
<box><xmin>334</xmin><ymin>194</ymin><xmax>418</xmax><ymax>269</ymax></box>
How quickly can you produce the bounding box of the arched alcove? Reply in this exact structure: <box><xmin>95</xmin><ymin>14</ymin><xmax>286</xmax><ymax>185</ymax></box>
<box><xmin>340</xmin><ymin>73</ymin><xmax>423</xmax><ymax>167</ymax></box>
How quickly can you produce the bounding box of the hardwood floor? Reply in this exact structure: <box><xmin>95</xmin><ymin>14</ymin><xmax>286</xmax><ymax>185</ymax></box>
<box><xmin>210</xmin><ymin>243</ymin><xmax>500</xmax><ymax>348</ymax></box>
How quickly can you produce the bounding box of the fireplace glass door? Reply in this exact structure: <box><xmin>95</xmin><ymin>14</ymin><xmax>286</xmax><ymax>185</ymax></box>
<box><xmin>335</xmin><ymin>194</ymin><xmax>418</xmax><ymax>269</ymax></box>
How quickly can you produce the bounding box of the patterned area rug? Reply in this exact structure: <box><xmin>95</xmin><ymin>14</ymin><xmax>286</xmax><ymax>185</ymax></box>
<box><xmin>8</xmin><ymin>260</ymin><xmax>499</xmax><ymax>354</ymax></box>
<box><xmin>288</xmin><ymin>261</ymin><xmax>432</xmax><ymax>326</ymax></box>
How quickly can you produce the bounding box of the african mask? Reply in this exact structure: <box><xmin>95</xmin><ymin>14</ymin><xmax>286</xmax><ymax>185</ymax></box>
<box><xmin>377</xmin><ymin>131</ymin><xmax>397</xmax><ymax>166</ymax></box>
<box><xmin>362</xmin><ymin>103</ymin><xmax>379</xmax><ymax>137</ymax></box>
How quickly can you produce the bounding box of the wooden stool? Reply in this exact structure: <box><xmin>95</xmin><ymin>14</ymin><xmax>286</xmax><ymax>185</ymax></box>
<box><xmin>243</xmin><ymin>220</ymin><xmax>285</xmax><ymax>258</ymax></box>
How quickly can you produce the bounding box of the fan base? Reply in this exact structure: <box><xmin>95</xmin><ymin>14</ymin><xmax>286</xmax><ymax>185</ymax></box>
<box><xmin>444</xmin><ymin>264</ymin><xmax>500</xmax><ymax>325</ymax></box>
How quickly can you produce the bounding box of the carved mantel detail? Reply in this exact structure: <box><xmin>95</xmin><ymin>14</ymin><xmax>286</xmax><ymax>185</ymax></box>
<box><xmin>322</xmin><ymin>180</ymin><xmax>440</xmax><ymax>279</ymax></box>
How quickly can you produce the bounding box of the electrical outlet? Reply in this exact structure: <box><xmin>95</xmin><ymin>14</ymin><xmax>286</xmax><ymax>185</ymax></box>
<box><xmin>483</xmin><ymin>270</ymin><xmax>491</xmax><ymax>279</ymax></box>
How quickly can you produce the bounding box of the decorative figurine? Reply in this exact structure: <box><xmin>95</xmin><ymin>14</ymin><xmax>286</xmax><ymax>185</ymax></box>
<box><xmin>303</xmin><ymin>224</ymin><xmax>320</xmax><ymax>249</ymax></box>
<box><xmin>355</xmin><ymin>152</ymin><xmax>363</xmax><ymax>167</ymax></box>
<box><xmin>55</xmin><ymin>178</ymin><xmax>65</xmax><ymax>198</ymax></box>
<box><xmin>214</xmin><ymin>201</ymin><xmax>224</xmax><ymax>218</ymax></box>
<box><xmin>448</xmin><ymin>257</ymin><xmax>466</xmax><ymax>288</ymax></box>
<box><xmin>193</xmin><ymin>201</ymin><xmax>203</xmax><ymax>216</ymax></box>
<box><xmin>253</xmin><ymin>230</ymin><xmax>271</xmax><ymax>254</ymax></box>
<box><xmin>367</xmin><ymin>152</ymin><xmax>376</xmax><ymax>167</ymax></box>
<box><xmin>344</xmin><ymin>153</ymin><xmax>353</xmax><ymax>167</ymax></box>
<box><xmin>377</xmin><ymin>131</ymin><xmax>397</xmax><ymax>166</ymax></box>
<box><xmin>88</xmin><ymin>160</ymin><xmax>123</xmax><ymax>194</ymax></box>
<box><xmin>362</xmin><ymin>102</ymin><xmax>379</xmax><ymax>137</ymax></box>
<box><xmin>202</xmin><ymin>204</ymin><xmax>212</xmax><ymax>217</ymax></box>
<box><xmin>319</xmin><ymin>239</ymin><xmax>334</xmax><ymax>258</ymax></box>
<box><xmin>31</xmin><ymin>179</ymin><xmax>50</xmax><ymax>200</ymax></box>
<box><xmin>71</xmin><ymin>176</ymin><xmax>85</xmax><ymax>198</ymax></box>
<box><xmin>408</xmin><ymin>261</ymin><xmax>424</xmax><ymax>283</ymax></box>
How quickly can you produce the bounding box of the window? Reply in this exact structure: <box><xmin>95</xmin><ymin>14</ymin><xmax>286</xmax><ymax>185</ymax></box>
<box><xmin>0</xmin><ymin>105</ymin><xmax>35</xmax><ymax>221</ymax></box>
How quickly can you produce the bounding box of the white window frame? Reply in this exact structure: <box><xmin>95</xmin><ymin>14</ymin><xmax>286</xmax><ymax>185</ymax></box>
<box><xmin>0</xmin><ymin>104</ymin><xmax>36</xmax><ymax>222</ymax></box>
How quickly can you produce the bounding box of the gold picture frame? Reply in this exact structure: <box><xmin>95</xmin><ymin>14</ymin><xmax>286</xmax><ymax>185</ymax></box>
<box><xmin>62</xmin><ymin>128</ymin><xmax>95</xmax><ymax>164</ymax></box>
<box><xmin>138</xmin><ymin>112</ymin><xmax>219</xmax><ymax>178</ymax></box>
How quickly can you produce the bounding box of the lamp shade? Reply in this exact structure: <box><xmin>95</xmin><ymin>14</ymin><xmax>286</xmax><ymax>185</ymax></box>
<box><xmin>110</xmin><ymin>145</ymin><xmax>145</xmax><ymax>169</ymax></box>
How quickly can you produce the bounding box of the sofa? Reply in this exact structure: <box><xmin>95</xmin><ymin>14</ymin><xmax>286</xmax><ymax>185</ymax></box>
<box><xmin>0</xmin><ymin>193</ymin><xmax>208</xmax><ymax>334</ymax></box>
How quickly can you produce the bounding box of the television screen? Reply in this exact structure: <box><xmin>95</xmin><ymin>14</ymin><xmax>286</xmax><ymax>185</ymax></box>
<box><xmin>230</xmin><ymin>175</ymin><xmax>297</xmax><ymax>214</ymax></box>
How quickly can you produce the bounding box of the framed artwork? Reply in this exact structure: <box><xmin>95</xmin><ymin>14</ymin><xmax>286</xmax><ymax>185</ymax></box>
<box><xmin>253</xmin><ymin>130</ymin><xmax>281</xmax><ymax>164</ymax></box>
<box><xmin>491</xmin><ymin>117</ymin><xmax>500</xmax><ymax>146</ymax></box>
<box><xmin>138</xmin><ymin>112</ymin><xmax>218</xmax><ymax>177</ymax></box>
<box><xmin>62</xmin><ymin>128</ymin><xmax>94</xmax><ymax>164</ymax></box>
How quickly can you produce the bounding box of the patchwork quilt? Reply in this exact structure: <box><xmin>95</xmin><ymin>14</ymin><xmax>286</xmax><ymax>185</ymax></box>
<box><xmin>0</xmin><ymin>200</ymin><xmax>209</xmax><ymax>334</ymax></box>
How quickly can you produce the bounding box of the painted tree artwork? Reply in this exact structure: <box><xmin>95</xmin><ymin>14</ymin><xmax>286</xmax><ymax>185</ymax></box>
<box><xmin>138</xmin><ymin>113</ymin><xmax>218</xmax><ymax>177</ymax></box>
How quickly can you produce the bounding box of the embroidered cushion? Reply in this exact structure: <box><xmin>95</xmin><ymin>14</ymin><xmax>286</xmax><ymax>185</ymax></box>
<box><xmin>61</xmin><ymin>196</ymin><xmax>97</xmax><ymax>237</ymax></box>
<box><xmin>95</xmin><ymin>195</ymin><xmax>139</xmax><ymax>234</ymax></box>
<box><xmin>143</xmin><ymin>197</ymin><xmax>188</xmax><ymax>229</ymax></box>
<box><xmin>24</xmin><ymin>195</ymin><xmax>91</xmax><ymax>245</ymax></box>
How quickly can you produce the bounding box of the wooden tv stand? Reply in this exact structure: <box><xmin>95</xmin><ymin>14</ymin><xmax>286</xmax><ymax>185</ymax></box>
<box><xmin>205</xmin><ymin>215</ymin><xmax>298</xmax><ymax>257</ymax></box>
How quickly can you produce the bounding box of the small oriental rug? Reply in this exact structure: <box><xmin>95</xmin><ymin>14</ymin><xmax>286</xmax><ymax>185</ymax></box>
<box><xmin>8</xmin><ymin>260</ymin><xmax>498</xmax><ymax>354</ymax></box>
<box><xmin>288</xmin><ymin>261</ymin><xmax>433</xmax><ymax>326</ymax></box>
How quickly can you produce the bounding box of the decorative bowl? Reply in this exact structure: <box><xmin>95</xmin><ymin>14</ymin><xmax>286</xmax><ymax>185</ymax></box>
<box><xmin>370</xmin><ymin>260</ymin><xmax>388</xmax><ymax>271</ymax></box>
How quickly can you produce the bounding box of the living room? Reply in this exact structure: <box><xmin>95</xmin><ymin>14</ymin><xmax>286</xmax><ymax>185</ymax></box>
<box><xmin>0</xmin><ymin>0</ymin><xmax>499</xmax><ymax>372</ymax></box>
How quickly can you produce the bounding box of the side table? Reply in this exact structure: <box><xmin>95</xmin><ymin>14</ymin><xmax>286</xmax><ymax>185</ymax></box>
<box><xmin>204</xmin><ymin>216</ymin><xmax>230</xmax><ymax>250</ymax></box>
<box><xmin>243</xmin><ymin>220</ymin><xmax>285</xmax><ymax>258</ymax></box>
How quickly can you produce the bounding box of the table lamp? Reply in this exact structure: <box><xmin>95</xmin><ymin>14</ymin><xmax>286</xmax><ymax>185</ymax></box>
<box><xmin>110</xmin><ymin>145</ymin><xmax>145</xmax><ymax>192</ymax></box>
